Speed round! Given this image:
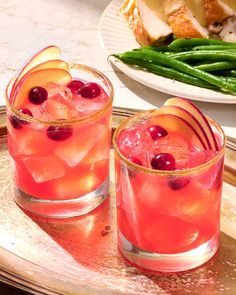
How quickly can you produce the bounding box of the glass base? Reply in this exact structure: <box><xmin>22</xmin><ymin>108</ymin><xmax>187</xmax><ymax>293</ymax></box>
<box><xmin>118</xmin><ymin>230</ymin><xmax>219</xmax><ymax>272</ymax></box>
<box><xmin>14</xmin><ymin>177</ymin><xmax>109</xmax><ymax>218</ymax></box>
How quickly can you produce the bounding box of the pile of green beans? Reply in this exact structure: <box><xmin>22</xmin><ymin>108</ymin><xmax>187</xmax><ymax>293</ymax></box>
<box><xmin>112</xmin><ymin>38</ymin><xmax>236</xmax><ymax>95</ymax></box>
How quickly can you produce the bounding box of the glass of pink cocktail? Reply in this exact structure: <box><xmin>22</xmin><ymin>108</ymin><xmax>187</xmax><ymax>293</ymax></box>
<box><xmin>113</xmin><ymin>97</ymin><xmax>225</xmax><ymax>272</ymax></box>
<box><xmin>6</xmin><ymin>46</ymin><xmax>113</xmax><ymax>218</ymax></box>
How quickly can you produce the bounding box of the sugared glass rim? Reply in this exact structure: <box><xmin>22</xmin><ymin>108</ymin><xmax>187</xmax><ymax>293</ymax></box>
<box><xmin>113</xmin><ymin>109</ymin><xmax>226</xmax><ymax>176</ymax></box>
<box><xmin>5</xmin><ymin>63</ymin><xmax>114</xmax><ymax>126</ymax></box>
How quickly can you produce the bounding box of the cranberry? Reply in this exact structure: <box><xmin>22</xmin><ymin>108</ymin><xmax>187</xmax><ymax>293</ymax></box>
<box><xmin>9</xmin><ymin>115</ymin><xmax>22</xmax><ymax>129</ymax></box>
<box><xmin>9</xmin><ymin>108</ymin><xmax>33</xmax><ymax>129</ymax></box>
<box><xmin>148</xmin><ymin>125</ymin><xmax>168</xmax><ymax>140</ymax></box>
<box><xmin>19</xmin><ymin>108</ymin><xmax>33</xmax><ymax>117</ymax></box>
<box><xmin>47</xmin><ymin>125</ymin><xmax>73</xmax><ymax>141</ymax></box>
<box><xmin>128</xmin><ymin>157</ymin><xmax>142</xmax><ymax>166</ymax></box>
<box><xmin>67</xmin><ymin>80</ymin><xmax>84</xmax><ymax>93</ymax></box>
<box><xmin>28</xmin><ymin>86</ymin><xmax>48</xmax><ymax>104</ymax></box>
<box><xmin>168</xmin><ymin>176</ymin><xmax>190</xmax><ymax>190</ymax></box>
<box><xmin>14</xmin><ymin>108</ymin><xmax>33</xmax><ymax>126</ymax></box>
<box><xmin>78</xmin><ymin>82</ymin><xmax>101</xmax><ymax>98</ymax></box>
<box><xmin>151</xmin><ymin>153</ymin><xmax>176</xmax><ymax>171</ymax></box>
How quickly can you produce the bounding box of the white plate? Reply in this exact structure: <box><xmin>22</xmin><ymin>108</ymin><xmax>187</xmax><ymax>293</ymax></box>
<box><xmin>99</xmin><ymin>0</ymin><xmax>236</xmax><ymax>104</ymax></box>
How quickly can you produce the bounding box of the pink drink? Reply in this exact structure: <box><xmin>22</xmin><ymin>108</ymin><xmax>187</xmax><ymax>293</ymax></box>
<box><xmin>114</xmin><ymin>100</ymin><xmax>225</xmax><ymax>272</ymax></box>
<box><xmin>6</xmin><ymin>50</ymin><xmax>113</xmax><ymax>218</ymax></box>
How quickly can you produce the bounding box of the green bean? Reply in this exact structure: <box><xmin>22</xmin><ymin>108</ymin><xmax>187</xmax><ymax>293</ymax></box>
<box><xmin>169</xmin><ymin>38</ymin><xmax>236</xmax><ymax>49</ymax></box>
<box><xmin>112</xmin><ymin>50</ymin><xmax>236</xmax><ymax>94</ymax></box>
<box><xmin>116</xmin><ymin>56</ymin><xmax>218</xmax><ymax>90</ymax></box>
<box><xmin>219</xmin><ymin>76</ymin><xmax>236</xmax><ymax>84</ymax></box>
<box><xmin>170</xmin><ymin>50</ymin><xmax>236</xmax><ymax>62</ymax></box>
<box><xmin>195</xmin><ymin>61</ymin><xmax>236</xmax><ymax>72</ymax></box>
<box><xmin>193</xmin><ymin>45</ymin><xmax>236</xmax><ymax>51</ymax></box>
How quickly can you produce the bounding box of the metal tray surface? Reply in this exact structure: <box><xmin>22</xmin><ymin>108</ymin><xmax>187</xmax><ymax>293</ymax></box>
<box><xmin>0</xmin><ymin>108</ymin><xmax>236</xmax><ymax>295</ymax></box>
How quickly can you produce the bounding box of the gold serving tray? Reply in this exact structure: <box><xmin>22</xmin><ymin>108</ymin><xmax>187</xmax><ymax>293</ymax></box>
<box><xmin>0</xmin><ymin>107</ymin><xmax>236</xmax><ymax>295</ymax></box>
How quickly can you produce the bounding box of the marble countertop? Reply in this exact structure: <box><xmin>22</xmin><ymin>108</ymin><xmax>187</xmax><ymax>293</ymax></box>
<box><xmin>0</xmin><ymin>0</ymin><xmax>235</xmax><ymax>137</ymax></box>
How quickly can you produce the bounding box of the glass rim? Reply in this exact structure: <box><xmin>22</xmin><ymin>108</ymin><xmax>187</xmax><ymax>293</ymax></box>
<box><xmin>5</xmin><ymin>63</ymin><xmax>114</xmax><ymax>126</ymax></box>
<box><xmin>113</xmin><ymin>109</ymin><xmax>226</xmax><ymax>176</ymax></box>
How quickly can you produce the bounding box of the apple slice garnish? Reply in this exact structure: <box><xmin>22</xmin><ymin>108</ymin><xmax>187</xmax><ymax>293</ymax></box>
<box><xmin>10</xmin><ymin>46</ymin><xmax>61</xmax><ymax>101</ymax></box>
<box><xmin>26</xmin><ymin>59</ymin><xmax>69</xmax><ymax>75</ymax></box>
<box><xmin>148</xmin><ymin>113</ymin><xmax>205</xmax><ymax>150</ymax></box>
<box><xmin>164</xmin><ymin>97</ymin><xmax>219</xmax><ymax>151</ymax></box>
<box><xmin>12</xmin><ymin>68</ymin><xmax>72</xmax><ymax>109</ymax></box>
<box><xmin>10</xmin><ymin>59</ymin><xmax>70</xmax><ymax>101</ymax></box>
<box><xmin>153</xmin><ymin>105</ymin><xmax>210</xmax><ymax>150</ymax></box>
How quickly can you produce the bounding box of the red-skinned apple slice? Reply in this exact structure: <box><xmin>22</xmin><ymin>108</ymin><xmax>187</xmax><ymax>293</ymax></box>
<box><xmin>12</xmin><ymin>68</ymin><xmax>72</xmax><ymax>109</ymax></box>
<box><xmin>10</xmin><ymin>46</ymin><xmax>61</xmax><ymax>101</ymax></box>
<box><xmin>164</xmin><ymin>97</ymin><xmax>219</xmax><ymax>151</ymax></box>
<box><xmin>153</xmin><ymin>105</ymin><xmax>210</xmax><ymax>150</ymax></box>
<box><xmin>11</xmin><ymin>59</ymin><xmax>70</xmax><ymax>101</ymax></box>
<box><xmin>148</xmin><ymin>113</ymin><xmax>205</xmax><ymax>150</ymax></box>
<box><xmin>26</xmin><ymin>59</ymin><xmax>69</xmax><ymax>75</ymax></box>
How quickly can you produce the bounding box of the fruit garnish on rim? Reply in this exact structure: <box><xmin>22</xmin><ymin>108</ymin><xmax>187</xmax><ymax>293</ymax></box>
<box><xmin>12</xmin><ymin>69</ymin><xmax>72</xmax><ymax>111</ymax></box>
<box><xmin>9</xmin><ymin>46</ymin><xmax>109</xmax><ymax>121</ymax></box>
<box><xmin>164</xmin><ymin>97</ymin><xmax>219</xmax><ymax>151</ymax></box>
<box><xmin>10</xmin><ymin>46</ymin><xmax>61</xmax><ymax>102</ymax></box>
<box><xmin>116</xmin><ymin>97</ymin><xmax>221</xmax><ymax>171</ymax></box>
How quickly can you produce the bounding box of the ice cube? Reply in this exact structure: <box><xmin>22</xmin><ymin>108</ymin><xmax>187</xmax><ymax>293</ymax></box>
<box><xmin>55</xmin><ymin>124</ymin><xmax>104</xmax><ymax>167</ymax></box>
<box><xmin>138</xmin><ymin>180</ymin><xmax>183</xmax><ymax>216</ymax></box>
<box><xmin>42</xmin><ymin>83</ymin><xmax>78</xmax><ymax>120</ymax></box>
<box><xmin>116</xmin><ymin>123</ymin><xmax>153</xmax><ymax>167</ymax></box>
<box><xmin>186</xmin><ymin>148</ymin><xmax>217</xmax><ymax>169</ymax></box>
<box><xmin>178</xmin><ymin>182</ymin><xmax>217</xmax><ymax>223</ymax></box>
<box><xmin>23</xmin><ymin>155</ymin><xmax>65</xmax><ymax>183</ymax></box>
<box><xmin>73</xmin><ymin>98</ymin><xmax>105</xmax><ymax>116</ymax></box>
<box><xmin>9</xmin><ymin>128</ymin><xmax>50</xmax><ymax>156</ymax></box>
<box><xmin>82</xmin><ymin>127</ymin><xmax>110</xmax><ymax>164</ymax></box>
<box><xmin>31</xmin><ymin>83</ymin><xmax>79</xmax><ymax>121</ymax></box>
<box><xmin>154</xmin><ymin>134</ymin><xmax>189</xmax><ymax>170</ymax></box>
<box><xmin>46</xmin><ymin>82</ymin><xmax>73</xmax><ymax>102</ymax></box>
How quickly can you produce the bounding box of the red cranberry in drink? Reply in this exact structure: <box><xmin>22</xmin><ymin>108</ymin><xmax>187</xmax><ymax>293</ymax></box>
<box><xmin>9</xmin><ymin>108</ymin><xmax>33</xmax><ymax>129</ymax></box>
<box><xmin>78</xmin><ymin>82</ymin><xmax>101</xmax><ymax>98</ymax></box>
<box><xmin>17</xmin><ymin>108</ymin><xmax>33</xmax><ymax>125</ymax></box>
<box><xmin>67</xmin><ymin>80</ymin><xmax>84</xmax><ymax>93</ymax></box>
<box><xmin>19</xmin><ymin>108</ymin><xmax>33</xmax><ymax>117</ymax></box>
<box><xmin>47</xmin><ymin>125</ymin><xmax>73</xmax><ymax>141</ymax></box>
<box><xmin>28</xmin><ymin>86</ymin><xmax>48</xmax><ymax>104</ymax></box>
<box><xmin>128</xmin><ymin>157</ymin><xmax>142</xmax><ymax>166</ymax></box>
<box><xmin>148</xmin><ymin>125</ymin><xmax>168</xmax><ymax>140</ymax></box>
<box><xmin>151</xmin><ymin>153</ymin><xmax>176</xmax><ymax>171</ymax></box>
<box><xmin>168</xmin><ymin>176</ymin><xmax>190</xmax><ymax>190</ymax></box>
<box><xmin>9</xmin><ymin>115</ymin><xmax>22</xmax><ymax>129</ymax></box>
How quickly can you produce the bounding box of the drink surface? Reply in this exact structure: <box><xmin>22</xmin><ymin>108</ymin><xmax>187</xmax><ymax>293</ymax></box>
<box><xmin>18</xmin><ymin>80</ymin><xmax>109</xmax><ymax>121</ymax></box>
<box><xmin>116</xmin><ymin>118</ymin><xmax>218</xmax><ymax>170</ymax></box>
<box><xmin>115</xmin><ymin>108</ymin><xmax>224</xmax><ymax>255</ymax></box>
